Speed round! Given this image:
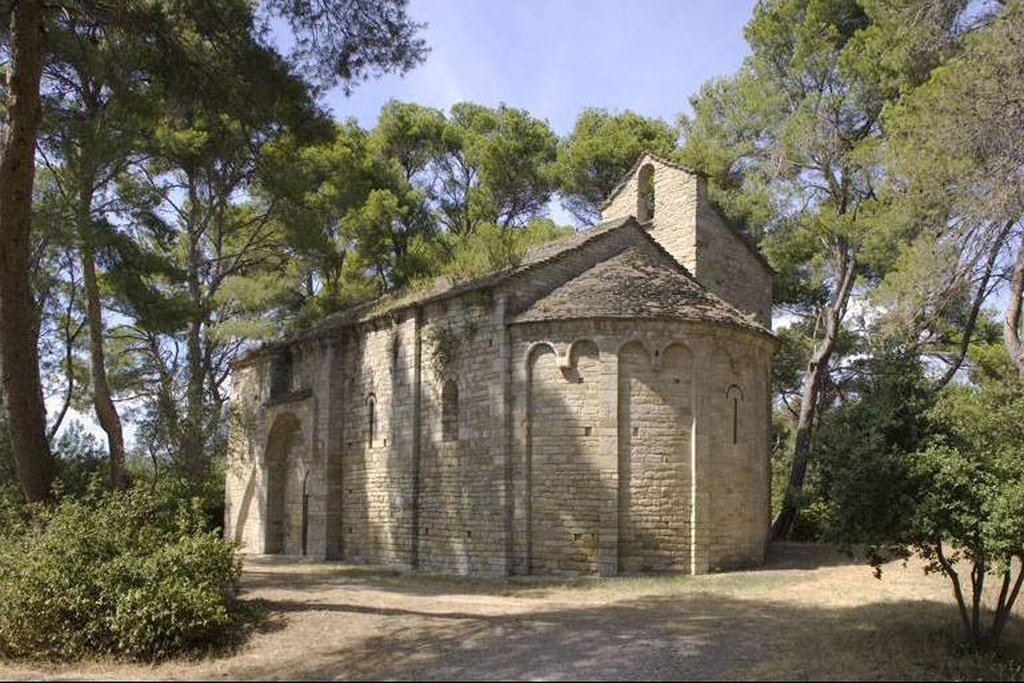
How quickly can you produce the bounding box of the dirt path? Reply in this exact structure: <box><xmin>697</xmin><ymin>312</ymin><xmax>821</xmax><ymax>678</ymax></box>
<box><xmin>1</xmin><ymin>544</ymin><xmax>1021</xmax><ymax>681</ymax></box>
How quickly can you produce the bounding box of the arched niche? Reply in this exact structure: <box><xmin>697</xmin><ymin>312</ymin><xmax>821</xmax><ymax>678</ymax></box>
<box><xmin>617</xmin><ymin>338</ymin><xmax>692</xmax><ymax>572</ymax></box>
<box><xmin>264</xmin><ymin>412</ymin><xmax>304</xmax><ymax>555</ymax></box>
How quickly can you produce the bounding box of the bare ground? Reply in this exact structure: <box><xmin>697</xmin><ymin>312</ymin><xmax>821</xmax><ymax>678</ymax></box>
<box><xmin>2</xmin><ymin>543</ymin><xmax>1022</xmax><ymax>681</ymax></box>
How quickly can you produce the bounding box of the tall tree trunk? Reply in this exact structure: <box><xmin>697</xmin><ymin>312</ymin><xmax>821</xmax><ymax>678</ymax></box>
<box><xmin>182</xmin><ymin>207</ymin><xmax>206</xmax><ymax>481</ymax></box>
<box><xmin>184</xmin><ymin>315</ymin><xmax>205</xmax><ymax>481</ymax></box>
<box><xmin>772</xmin><ymin>248</ymin><xmax>857</xmax><ymax>540</ymax></box>
<box><xmin>0</xmin><ymin>0</ymin><xmax>55</xmax><ymax>503</ymax></box>
<box><xmin>80</xmin><ymin>241</ymin><xmax>126</xmax><ymax>489</ymax></box>
<box><xmin>145</xmin><ymin>330</ymin><xmax>183</xmax><ymax>450</ymax></box>
<box><xmin>75</xmin><ymin>104</ymin><xmax>128</xmax><ymax>489</ymax></box>
<box><xmin>1004</xmin><ymin>238</ymin><xmax>1024</xmax><ymax>382</ymax></box>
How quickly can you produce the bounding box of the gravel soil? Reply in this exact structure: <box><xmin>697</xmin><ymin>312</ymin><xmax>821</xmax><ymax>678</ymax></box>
<box><xmin>2</xmin><ymin>543</ymin><xmax>1022</xmax><ymax>681</ymax></box>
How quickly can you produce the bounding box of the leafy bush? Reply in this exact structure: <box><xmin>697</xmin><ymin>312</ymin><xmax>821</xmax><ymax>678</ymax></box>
<box><xmin>818</xmin><ymin>345</ymin><xmax>1024</xmax><ymax>651</ymax></box>
<box><xmin>815</xmin><ymin>348</ymin><xmax>935</xmax><ymax>543</ymax></box>
<box><xmin>51</xmin><ymin>421</ymin><xmax>115</xmax><ymax>497</ymax></box>
<box><xmin>0</xmin><ymin>485</ymin><xmax>243</xmax><ymax>661</ymax></box>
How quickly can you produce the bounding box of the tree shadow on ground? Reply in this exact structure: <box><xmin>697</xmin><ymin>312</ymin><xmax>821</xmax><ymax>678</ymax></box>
<box><xmin>222</xmin><ymin>546</ymin><xmax>1024</xmax><ymax>681</ymax></box>
<box><xmin>239</xmin><ymin>542</ymin><xmax>867</xmax><ymax>600</ymax></box>
<box><xmin>238</xmin><ymin>591</ymin><xmax>1024</xmax><ymax>681</ymax></box>
<box><xmin>759</xmin><ymin>541</ymin><xmax>866</xmax><ymax>571</ymax></box>
<box><xmin>4</xmin><ymin>553</ymin><xmax>1023</xmax><ymax>682</ymax></box>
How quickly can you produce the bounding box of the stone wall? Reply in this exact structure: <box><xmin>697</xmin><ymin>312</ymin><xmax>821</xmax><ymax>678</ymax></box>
<box><xmin>509</xmin><ymin>318</ymin><xmax>773</xmax><ymax>576</ymax></box>
<box><xmin>337</xmin><ymin>316</ymin><xmax>415</xmax><ymax>567</ymax></box>
<box><xmin>695</xmin><ymin>188</ymin><xmax>773</xmax><ymax>327</ymax></box>
<box><xmin>227</xmin><ymin>295</ymin><xmax>509</xmax><ymax>573</ymax></box>
<box><xmin>527</xmin><ymin>341</ymin><xmax>606</xmax><ymax>575</ymax></box>
<box><xmin>415</xmin><ymin>296</ymin><xmax>507</xmax><ymax>575</ymax></box>
<box><xmin>225</xmin><ymin>199</ymin><xmax>775</xmax><ymax>575</ymax></box>
<box><xmin>228</xmin><ymin>309</ymin><xmax>773</xmax><ymax>575</ymax></box>
<box><xmin>704</xmin><ymin>346</ymin><xmax>772</xmax><ymax>569</ymax></box>
<box><xmin>225</xmin><ymin>355</ymin><xmax>321</xmax><ymax>556</ymax></box>
<box><xmin>617</xmin><ymin>341</ymin><xmax>693</xmax><ymax>573</ymax></box>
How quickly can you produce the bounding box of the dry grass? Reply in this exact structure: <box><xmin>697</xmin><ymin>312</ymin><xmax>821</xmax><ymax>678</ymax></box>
<box><xmin>1</xmin><ymin>543</ymin><xmax>1022</xmax><ymax>681</ymax></box>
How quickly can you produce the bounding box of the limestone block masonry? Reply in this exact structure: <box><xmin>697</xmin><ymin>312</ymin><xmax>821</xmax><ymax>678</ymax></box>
<box><xmin>226</xmin><ymin>153</ymin><xmax>778</xmax><ymax>576</ymax></box>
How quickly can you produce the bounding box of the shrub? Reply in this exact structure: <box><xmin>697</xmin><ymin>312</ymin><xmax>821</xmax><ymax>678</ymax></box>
<box><xmin>820</xmin><ymin>345</ymin><xmax>1024</xmax><ymax>651</ymax></box>
<box><xmin>0</xmin><ymin>486</ymin><xmax>243</xmax><ymax>661</ymax></box>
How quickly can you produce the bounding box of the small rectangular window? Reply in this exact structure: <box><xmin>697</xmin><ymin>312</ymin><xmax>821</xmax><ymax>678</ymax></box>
<box><xmin>442</xmin><ymin>380</ymin><xmax>459</xmax><ymax>442</ymax></box>
<box><xmin>270</xmin><ymin>349</ymin><xmax>293</xmax><ymax>399</ymax></box>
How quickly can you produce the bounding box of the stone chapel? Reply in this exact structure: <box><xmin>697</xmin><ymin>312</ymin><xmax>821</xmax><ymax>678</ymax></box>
<box><xmin>225</xmin><ymin>153</ymin><xmax>778</xmax><ymax>576</ymax></box>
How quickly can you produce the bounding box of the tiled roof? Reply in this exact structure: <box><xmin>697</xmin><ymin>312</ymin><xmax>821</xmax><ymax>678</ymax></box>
<box><xmin>513</xmin><ymin>245</ymin><xmax>767</xmax><ymax>335</ymax></box>
<box><xmin>235</xmin><ymin>211</ymin><xmax>772</xmax><ymax>368</ymax></box>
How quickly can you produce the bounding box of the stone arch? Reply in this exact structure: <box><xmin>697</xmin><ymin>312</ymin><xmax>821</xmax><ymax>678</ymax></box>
<box><xmin>563</xmin><ymin>339</ymin><xmax>599</xmax><ymax>382</ymax></box>
<box><xmin>637</xmin><ymin>163</ymin><xmax>655</xmax><ymax>223</ymax></box>
<box><xmin>566</xmin><ymin>338</ymin><xmax>599</xmax><ymax>364</ymax></box>
<box><xmin>526</xmin><ymin>340</ymin><xmax>603</xmax><ymax>575</ymax></box>
<box><xmin>264</xmin><ymin>412</ymin><xmax>305</xmax><ymax>555</ymax></box>
<box><xmin>618</xmin><ymin>339</ymin><xmax>692</xmax><ymax>573</ymax></box>
<box><xmin>618</xmin><ymin>339</ymin><xmax>651</xmax><ymax>360</ymax></box>
<box><xmin>659</xmin><ymin>340</ymin><xmax>693</xmax><ymax>365</ymax></box>
<box><xmin>525</xmin><ymin>341</ymin><xmax>557</xmax><ymax>369</ymax></box>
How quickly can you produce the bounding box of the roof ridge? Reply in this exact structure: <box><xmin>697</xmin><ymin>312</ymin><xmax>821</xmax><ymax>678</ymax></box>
<box><xmin>512</xmin><ymin>242</ymin><xmax>772</xmax><ymax>338</ymax></box>
<box><xmin>232</xmin><ymin>215</ymin><xmax>772</xmax><ymax>367</ymax></box>
<box><xmin>302</xmin><ymin>215</ymin><xmax>637</xmax><ymax>333</ymax></box>
<box><xmin>619</xmin><ymin>227</ymin><xmax>772</xmax><ymax>335</ymax></box>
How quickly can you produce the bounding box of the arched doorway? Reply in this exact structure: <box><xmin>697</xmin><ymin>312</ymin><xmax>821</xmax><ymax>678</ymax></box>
<box><xmin>264</xmin><ymin>413</ymin><xmax>306</xmax><ymax>555</ymax></box>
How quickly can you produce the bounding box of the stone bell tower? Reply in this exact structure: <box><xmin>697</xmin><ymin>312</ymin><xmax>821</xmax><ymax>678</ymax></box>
<box><xmin>599</xmin><ymin>152</ymin><xmax>772</xmax><ymax>328</ymax></box>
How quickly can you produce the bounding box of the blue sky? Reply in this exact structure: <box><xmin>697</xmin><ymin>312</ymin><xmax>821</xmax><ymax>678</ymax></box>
<box><xmin>319</xmin><ymin>0</ymin><xmax>758</xmax><ymax>135</ymax></box>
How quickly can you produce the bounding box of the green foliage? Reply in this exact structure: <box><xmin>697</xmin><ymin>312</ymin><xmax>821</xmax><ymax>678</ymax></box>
<box><xmin>0</xmin><ymin>485</ymin><xmax>242</xmax><ymax>661</ymax></box>
<box><xmin>0</xmin><ymin>0</ymin><xmax>430</xmax><ymax>502</ymax></box>
<box><xmin>819</xmin><ymin>344</ymin><xmax>1024</xmax><ymax>650</ymax></box>
<box><xmin>435</xmin><ymin>218</ymin><xmax>572</xmax><ymax>282</ymax></box>
<box><xmin>876</xmin><ymin>1</ymin><xmax>1024</xmax><ymax>379</ymax></box>
<box><xmin>261</xmin><ymin>0</ymin><xmax>428</xmax><ymax>91</ymax></box>
<box><xmin>438</xmin><ymin>102</ymin><xmax>559</xmax><ymax>233</ymax></box>
<box><xmin>555</xmin><ymin>108</ymin><xmax>678</xmax><ymax>223</ymax></box>
<box><xmin>52</xmin><ymin>421</ymin><xmax>111</xmax><ymax>498</ymax></box>
<box><xmin>678</xmin><ymin>0</ymin><xmax>988</xmax><ymax>540</ymax></box>
<box><xmin>911</xmin><ymin>346</ymin><xmax>1024</xmax><ymax>564</ymax></box>
<box><xmin>883</xmin><ymin>2</ymin><xmax>1022</xmax><ymax>228</ymax></box>
<box><xmin>258</xmin><ymin>101</ymin><xmax>564</xmax><ymax>321</ymax></box>
<box><xmin>425</xmin><ymin>322</ymin><xmax>465</xmax><ymax>378</ymax></box>
<box><xmin>814</xmin><ymin>348</ymin><xmax>935</xmax><ymax>543</ymax></box>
